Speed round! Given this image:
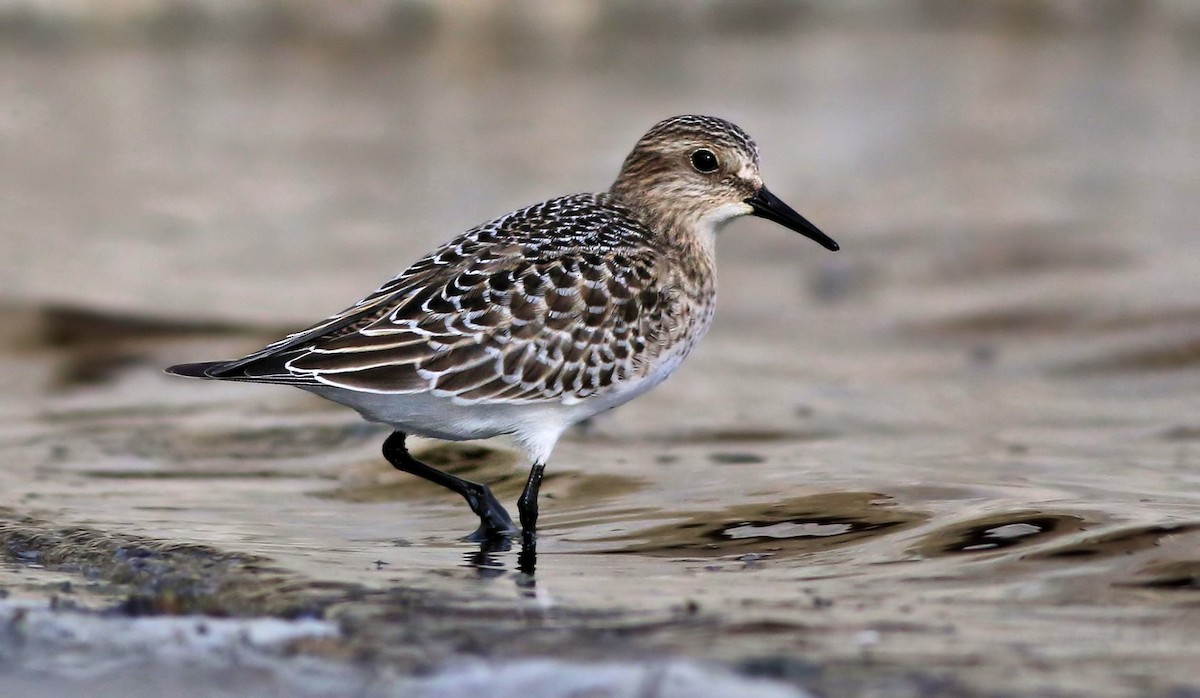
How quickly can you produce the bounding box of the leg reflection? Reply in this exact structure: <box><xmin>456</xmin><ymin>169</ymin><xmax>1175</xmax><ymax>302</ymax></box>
<box><xmin>460</xmin><ymin>532</ymin><xmax>540</xmax><ymax>582</ymax></box>
<box><xmin>464</xmin><ymin>536</ymin><xmax>512</xmax><ymax>579</ymax></box>
<box><xmin>517</xmin><ymin>530</ymin><xmax>538</xmax><ymax>579</ymax></box>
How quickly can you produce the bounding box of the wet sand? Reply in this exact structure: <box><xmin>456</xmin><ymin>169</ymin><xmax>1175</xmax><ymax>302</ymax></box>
<box><xmin>3</xmin><ymin>16</ymin><xmax>1200</xmax><ymax>698</ymax></box>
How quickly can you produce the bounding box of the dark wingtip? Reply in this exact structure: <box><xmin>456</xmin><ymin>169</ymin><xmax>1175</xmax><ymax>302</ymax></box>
<box><xmin>164</xmin><ymin>361</ymin><xmax>225</xmax><ymax>379</ymax></box>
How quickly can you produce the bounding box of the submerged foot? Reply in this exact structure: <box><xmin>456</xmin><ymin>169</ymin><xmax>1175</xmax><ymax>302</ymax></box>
<box><xmin>462</xmin><ymin>501</ymin><xmax>520</xmax><ymax>542</ymax></box>
<box><xmin>463</xmin><ymin>523</ymin><xmax>520</xmax><ymax>543</ymax></box>
<box><xmin>459</xmin><ymin>481</ymin><xmax>519</xmax><ymax>542</ymax></box>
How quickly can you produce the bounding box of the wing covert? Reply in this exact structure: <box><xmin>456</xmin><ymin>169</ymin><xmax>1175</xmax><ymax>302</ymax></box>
<box><xmin>200</xmin><ymin>193</ymin><xmax>703</xmax><ymax>403</ymax></box>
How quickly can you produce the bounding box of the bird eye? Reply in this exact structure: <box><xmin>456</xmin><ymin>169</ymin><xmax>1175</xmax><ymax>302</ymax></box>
<box><xmin>690</xmin><ymin>148</ymin><xmax>720</xmax><ymax>173</ymax></box>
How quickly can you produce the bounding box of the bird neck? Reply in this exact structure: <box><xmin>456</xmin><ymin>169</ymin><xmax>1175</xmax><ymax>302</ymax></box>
<box><xmin>604</xmin><ymin>186</ymin><xmax>719</xmax><ymax>258</ymax></box>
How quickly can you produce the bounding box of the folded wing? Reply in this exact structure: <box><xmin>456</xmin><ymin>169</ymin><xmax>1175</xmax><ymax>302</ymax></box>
<box><xmin>189</xmin><ymin>195</ymin><xmax>687</xmax><ymax>404</ymax></box>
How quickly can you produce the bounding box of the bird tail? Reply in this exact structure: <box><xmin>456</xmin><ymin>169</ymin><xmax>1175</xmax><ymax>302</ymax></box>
<box><xmin>164</xmin><ymin>361</ymin><xmax>227</xmax><ymax>379</ymax></box>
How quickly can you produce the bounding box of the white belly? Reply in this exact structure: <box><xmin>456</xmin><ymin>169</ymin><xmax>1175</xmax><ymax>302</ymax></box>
<box><xmin>303</xmin><ymin>356</ymin><xmax>676</xmax><ymax>442</ymax></box>
<box><xmin>303</xmin><ymin>307</ymin><xmax>714</xmax><ymax>463</ymax></box>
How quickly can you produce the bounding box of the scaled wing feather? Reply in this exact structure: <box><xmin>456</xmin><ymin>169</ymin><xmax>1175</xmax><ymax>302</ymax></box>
<box><xmin>203</xmin><ymin>194</ymin><xmax>699</xmax><ymax>403</ymax></box>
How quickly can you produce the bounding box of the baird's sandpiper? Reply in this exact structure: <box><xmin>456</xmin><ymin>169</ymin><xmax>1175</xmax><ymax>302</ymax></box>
<box><xmin>167</xmin><ymin>114</ymin><xmax>839</xmax><ymax>546</ymax></box>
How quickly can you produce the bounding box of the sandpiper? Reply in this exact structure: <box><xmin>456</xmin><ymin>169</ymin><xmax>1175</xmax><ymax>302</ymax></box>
<box><xmin>167</xmin><ymin>114</ymin><xmax>838</xmax><ymax>544</ymax></box>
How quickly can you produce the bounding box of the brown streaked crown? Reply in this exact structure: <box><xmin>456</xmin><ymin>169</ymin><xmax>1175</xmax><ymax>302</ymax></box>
<box><xmin>609</xmin><ymin>115</ymin><xmax>763</xmax><ymax>232</ymax></box>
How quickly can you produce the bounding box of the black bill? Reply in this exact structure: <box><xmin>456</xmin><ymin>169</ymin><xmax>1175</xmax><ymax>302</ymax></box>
<box><xmin>745</xmin><ymin>187</ymin><xmax>839</xmax><ymax>251</ymax></box>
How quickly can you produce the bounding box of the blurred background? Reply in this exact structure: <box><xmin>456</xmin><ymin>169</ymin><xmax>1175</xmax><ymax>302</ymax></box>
<box><xmin>3</xmin><ymin>3</ymin><xmax>1200</xmax><ymax>696</ymax></box>
<box><xmin>3</xmin><ymin>0</ymin><xmax>1198</xmax><ymax>326</ymax></box>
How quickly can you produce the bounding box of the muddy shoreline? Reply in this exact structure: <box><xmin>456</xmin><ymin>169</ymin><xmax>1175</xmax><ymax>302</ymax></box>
<box><xmin>0</xmin><ymin>507</ymin><xmax>977</xmax><ymax>698</ymax></box>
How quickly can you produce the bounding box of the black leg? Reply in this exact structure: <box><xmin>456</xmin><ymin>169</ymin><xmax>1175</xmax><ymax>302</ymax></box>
<box><xmin>516</xmin><ymin>463</ymin><xmax>545</xmax><ymax>579</ymax></box>
<box><xmin>381</xmin><ymin>432</ymin><xmax>517</xmax><ymax>541</ymax></box>
<box><xmin>517</xmin><ymin>462</ymin><xmax>546</xmax><ymax>536</ymax></box>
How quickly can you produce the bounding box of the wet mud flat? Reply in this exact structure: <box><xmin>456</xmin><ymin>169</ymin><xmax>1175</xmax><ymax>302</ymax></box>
<box><xmin>0</xmin><ymin>506</ymin><xmax>932</xmax><ymax>698</ymax></box>
<box><xmin>4</xmin><ymin>17</ymin><xmax>1200</xmax><ymax>698</ymax></box>
<box><xmin>3</xmin><ymin>296</ymin><xmax>1200</xmax><ymax>698</ymax></box>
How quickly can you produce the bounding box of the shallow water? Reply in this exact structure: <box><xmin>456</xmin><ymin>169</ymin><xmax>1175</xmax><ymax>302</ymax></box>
<box><xmin>3</xmin><ymin>17</ymin><xmax>1200</xmax><ymax>697</ymax></box>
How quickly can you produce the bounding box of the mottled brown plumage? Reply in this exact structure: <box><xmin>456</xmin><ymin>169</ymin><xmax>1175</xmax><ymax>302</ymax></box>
<box><xmin>196</xmin><ymin>191</ymin><xmax>712</xmax><ymax>405</ymax></box>
<box><xmin>166</xmin><ymin>114</ymin><xmax>837</xmax><ymax>545</ymax></box>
